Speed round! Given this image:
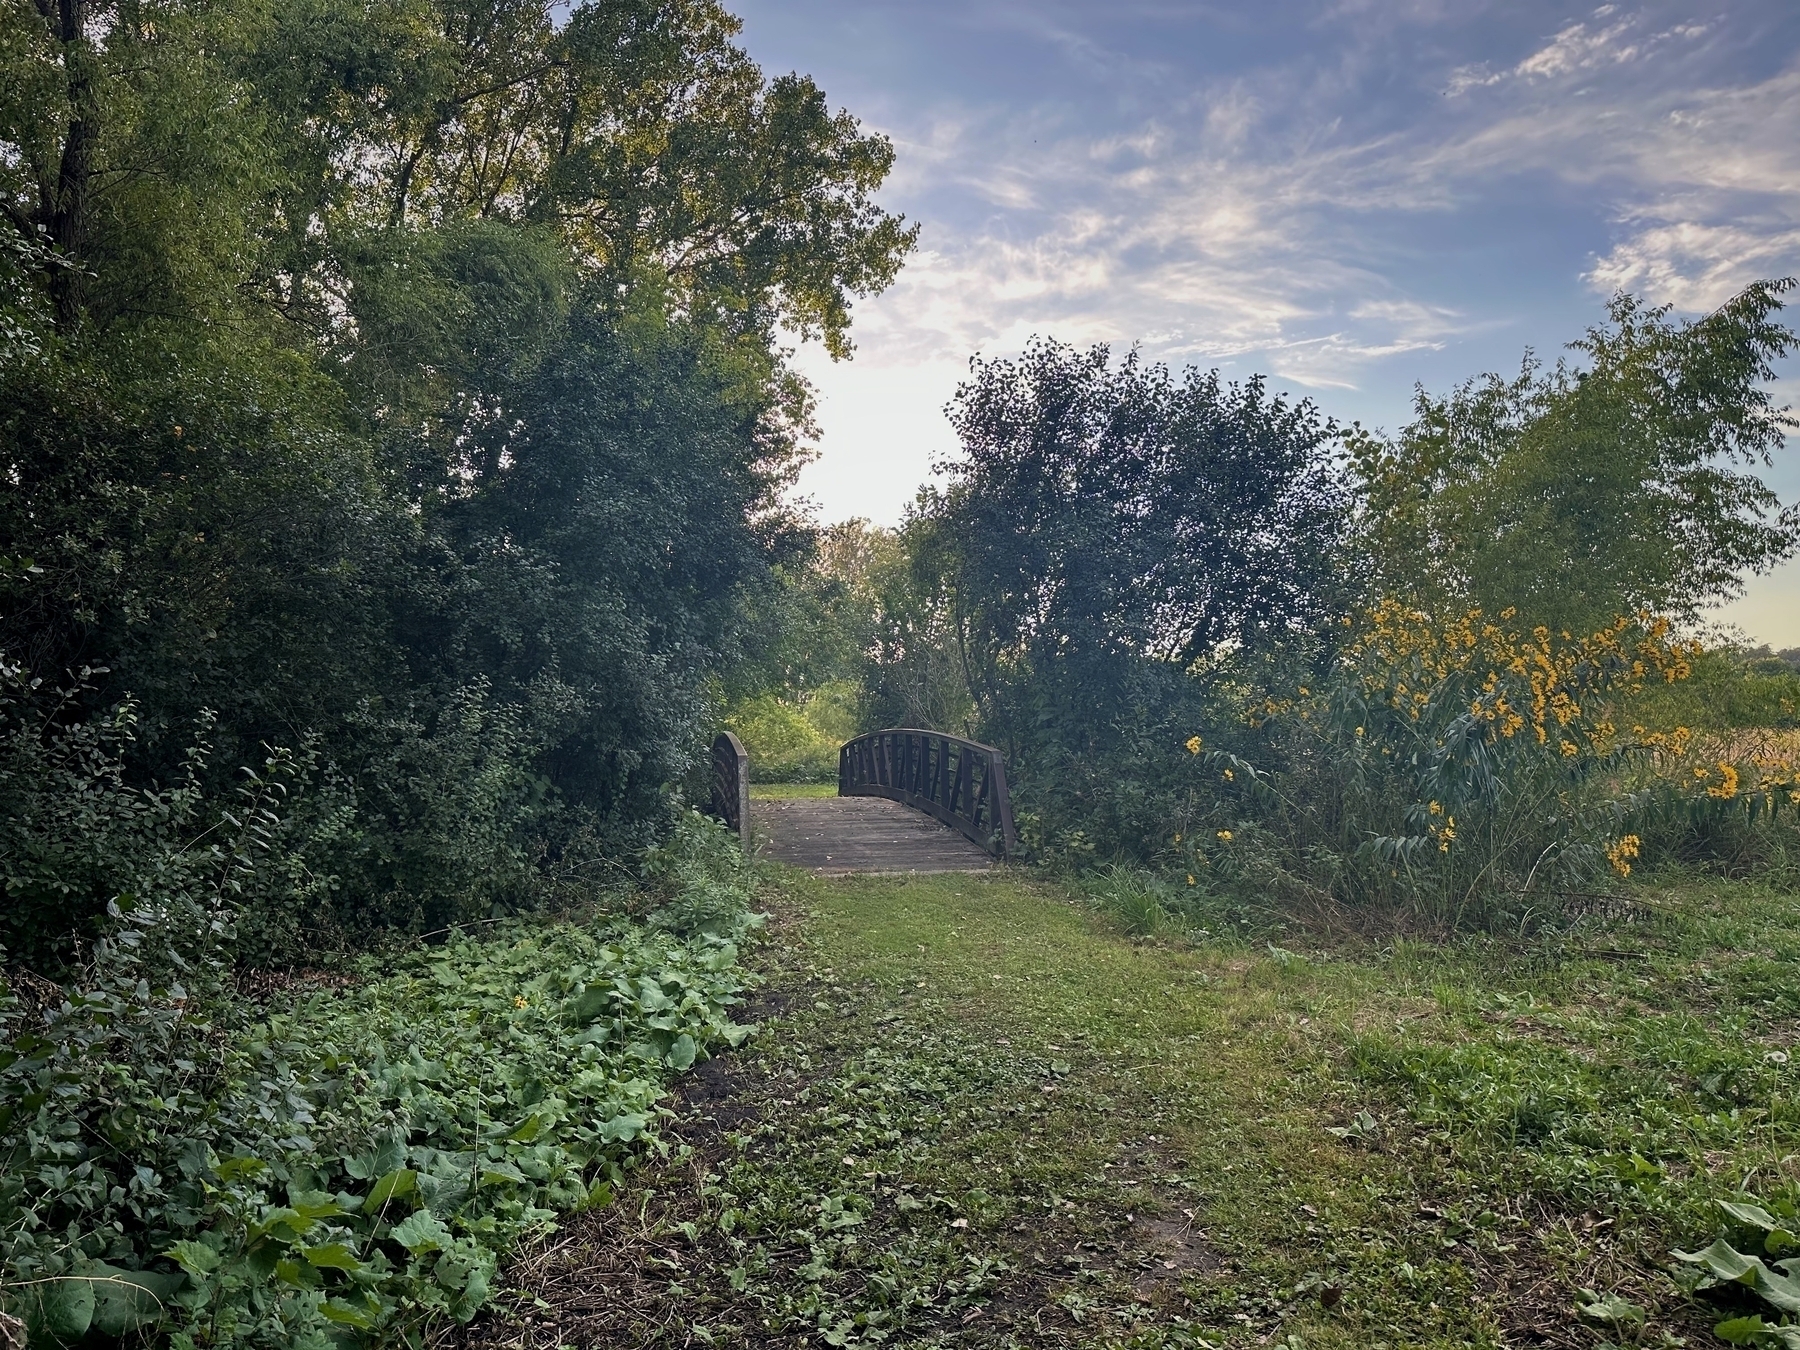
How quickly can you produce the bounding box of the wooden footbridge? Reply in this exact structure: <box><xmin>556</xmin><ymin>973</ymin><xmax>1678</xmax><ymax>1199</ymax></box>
<box><xmin>710</xmin><ymin>728</ymin><xmax>1016</xmax><ymax>875</ymax></box>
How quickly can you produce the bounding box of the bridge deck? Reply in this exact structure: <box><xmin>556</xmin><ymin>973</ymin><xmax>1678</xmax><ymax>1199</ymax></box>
<box><xmin>755</xmin><ymin>796</ymin><xmax>994</xmax><ymax>875</ymax></box>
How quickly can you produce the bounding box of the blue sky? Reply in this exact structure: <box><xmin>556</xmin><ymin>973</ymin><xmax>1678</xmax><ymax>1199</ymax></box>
<box><xmin>730</xmin><ymin>0</ymin><xmax>1800</xmax><ymax>646</ymax></box>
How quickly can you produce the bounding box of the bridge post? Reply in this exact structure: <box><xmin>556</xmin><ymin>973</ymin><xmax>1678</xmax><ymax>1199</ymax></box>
<box><xmin>710</xmin><ymin>731</ymin><xmax>751</xmax><ymax>854</ymax></box>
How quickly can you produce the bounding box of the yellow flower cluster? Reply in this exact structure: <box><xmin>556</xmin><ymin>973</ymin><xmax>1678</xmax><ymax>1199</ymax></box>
<box><xmin>1349</xmin><ymin>601</ymin><xmax>1698</xmax><ymax>748</ymax></box>
<box><xmin>1604</xmin><ymin>834</ymin><xmax>1642</xmax><ymax>877</ymax></box>
<box><xmin>1430</xmin><ymin>814</ymin><xmax>1457</xmax><ymax>853</ymax></box>
<box><xmin>1704</xmin><ymin>763</ymin><xmax>1740</xmax><ymax>800</ymax></box>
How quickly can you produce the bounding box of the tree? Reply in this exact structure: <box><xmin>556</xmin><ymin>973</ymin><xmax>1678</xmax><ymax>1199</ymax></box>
<box><xmin>913</xmin><ymin>338</ymin><xmax>1350</xmax><ymax>857</ymax></box>
<box><xmin>0</xmin><ymin>0</ymin><xmax>914</xmax><ymax>955</ymax></box>
<box><xmin>1352</xmin><ymin>282</ymin><xmax>1799</xmax><ymax>632</ymax></box>
<box><xmin>933</xmin><ymin>338</ymin><xmax>1349</xmax><ymax>728</ymax></box>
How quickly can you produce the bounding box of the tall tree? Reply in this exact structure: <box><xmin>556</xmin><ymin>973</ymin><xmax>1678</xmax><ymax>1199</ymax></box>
<box><xmin>926</xmin><ymin>338</ymin><xmax>1348</xmax><ymax>759</ymax></box>
<box><xmin>1352</xmin><ymin>282</ymin><xmax>1799</xmax><ymax>632</ymax></box>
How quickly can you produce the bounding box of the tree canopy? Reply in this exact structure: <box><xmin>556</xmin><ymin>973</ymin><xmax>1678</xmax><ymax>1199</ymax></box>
<box><xmin>1351</xmin><ymin>283</ymin><xmax>1800</xmax><ymax>632</ymax></box>
<box><xmin>0</xmin><ymin>0</ymin><xmax>913</xmax><ymax>961</ymax></box>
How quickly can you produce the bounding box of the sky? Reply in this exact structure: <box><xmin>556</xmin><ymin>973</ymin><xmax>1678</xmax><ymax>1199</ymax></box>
<box><xmin>728</xmin><ymin>0</ymin><xmax>1800</xmax><ymax>648</ymax></box>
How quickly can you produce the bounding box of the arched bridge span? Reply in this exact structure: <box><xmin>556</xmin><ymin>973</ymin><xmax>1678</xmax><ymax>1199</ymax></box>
<box><xmin>711</xmin><ymin>728</ymin><xmax>1015</xmax><ymax>875</ymax></box>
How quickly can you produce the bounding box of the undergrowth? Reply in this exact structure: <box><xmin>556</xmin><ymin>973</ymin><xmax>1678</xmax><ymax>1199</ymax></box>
<box><xmin>0</xmin><ymin>813</ymin><xmax>762</xmax><ymax>1349</ymax></box>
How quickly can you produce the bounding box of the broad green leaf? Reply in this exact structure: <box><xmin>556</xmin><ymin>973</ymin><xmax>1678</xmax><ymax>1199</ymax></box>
<box><xmin>568</xmin><ymin>986</ymin><xmax>610</xmax><ymax>1024</ymax></box>
<box><xmin>666</xmin><ymin>1034</ymin><xmax>697</xmax><ymax>1071</ymax></box>
<box><xmin>320</xmin><ymin>1295</ymin><xmax>381</xmax><ymax>1329</ymax></box>
<box><xmin>291</xmin><ymin>1190</ymin><xmax>349</xmax><ymax>1221</ymax></box>
<box><xmin>89</xmin><ymin>1267</ymin><xmax>180</xmax><ymax>1336</ymax></box>
<box><xmin>364</xmin><ymin>1168</ymin><xmax>417</xmax><ymax>1210</ymax></box>
<box><xmin>165</xmin><ymin>1240</ymin><xmax>221</xmax><ymax>1277</ymax></box>
<box><xmin>29</xmin><ymin>1277</ymin><xmax>95</xmax><ymax>1342</ymax></box>
<box><xmin>390</xmin><ymin>1209</ymin><xmax>454</xmax><ymax>1255</ymax></box>
<box><xmin>1676</xmin><ymin>1239</ymin><xmax>1800</xmax><ymax>1314</ymax></box>
<box><xmin>1714</xmin><ymin>1315</ymin><xmax>1770</xmax><ymax>1345</ymax></box>
<box><xmin>599</xmin><ymin>1112</ymin><xmax>648</xmax><ymax>1143</ymax></box>
<box><xmin>478</xmin><ymin>1160</ymin><xmax>527</xmax><ymax>1187</ymax></box>
<box><xmin>302</xmin><ymin>1243</ymin><xmax>364</xmax><ymax>1272</ymax></box>
<box><xmin>346</xmin><ymin>1134</ymin><xmax>407</xmax><ymax>1181</ymax></box>
<box><xmin>1725</xmin><ymin>1201</ymin><xmax>1785</xmax><ymax>1232</ymax></box>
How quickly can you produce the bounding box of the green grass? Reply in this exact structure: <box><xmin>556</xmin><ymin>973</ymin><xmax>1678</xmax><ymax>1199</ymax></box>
<box><xmin>474</xmin><ymin>868</ymin><xmax>1800</xmax><ymax>1349</ymax></box>
<box><xmin>750</xmin><ymin>780</ymin><xmax>841</xmax><ymax>798</ymax></box>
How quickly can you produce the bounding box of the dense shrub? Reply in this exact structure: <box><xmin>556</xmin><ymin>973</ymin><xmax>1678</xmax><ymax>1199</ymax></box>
<box><xmin>1161</xmin><ymin>605</ymin><xmax>1800</xmax><ymax>928</ymax></box>
<box><xmin>0</xmin><ymin>805</ymin><xmax>759</xmax><ymax>1348</ymax></box>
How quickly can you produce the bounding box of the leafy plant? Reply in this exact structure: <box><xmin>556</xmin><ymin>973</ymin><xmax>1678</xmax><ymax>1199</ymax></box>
<box><xmin>0</xmin><ymin>808</ymin><xmax>761</xmax><ymax>1347</ymax></box>
<box><xmin>1677</xmin><ymin>1200</ymin><xmax>1800</xmax><ymax>1348</ymax></box>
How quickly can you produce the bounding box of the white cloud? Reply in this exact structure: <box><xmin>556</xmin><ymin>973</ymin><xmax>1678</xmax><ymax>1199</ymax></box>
<box><xmin>791</xmin><ymin>4</ymin><xmax>1800</xmax><ymax>527</ymax></box>
<box><xmin>1587</xmin><ymin>222</ymin><xmax>1800</xmax><ymax>308</ymax></box>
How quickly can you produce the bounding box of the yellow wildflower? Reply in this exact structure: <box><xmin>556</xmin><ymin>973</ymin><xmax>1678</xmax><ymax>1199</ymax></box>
<box><xmin>1222</xmin><ymin>768</ymin><xmax>1234</xmax><ymax>781</ymax></box>
<box><xmin>1605</xmin><ymin>834</ymin><xmax>1641</xmax><ymax>878</ymax></box>
<box><xmin>1216</xmin><ymin>830</ymin><xmax>1233</xmax><ymax>842</ymax></box>
<box><xmin>1185</xmin><ymin>735</ymin><xmax>1203</xmax><ymax>755</ymax></box>
<box><xmin>1707</xmin><ymin>763</ymin><xmax>1740</xmax><ymax>800</ymax></box>
<box><xmin>1428</xmin><ymin>801</ymin><xmax>1442</xmax><ymax>815</ymax></box>
<box><xmin>514</xmin><ymin>996</ymin><xmax>528</xmax><ymax>1009</ymax></box>
<box><xmin>1559</xmin><ymin>740</ymin><xmax>1578</xmax><ymax>757</ymax></box>
<box><xmin>1186</xmin><ymin>874</ymin><xmax>1197</xmax><ymax>886</ymax></box>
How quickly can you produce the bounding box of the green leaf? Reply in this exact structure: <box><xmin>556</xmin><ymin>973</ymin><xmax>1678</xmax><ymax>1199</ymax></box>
<box><xmin>477</xmin><ymin>1159</ymin><xmax>527</xmax><ymax>1187</ymax></box>
<box><xmin>165</xmin><ymin>1240</ymin><xmax>221</xmax><ymax>1277</ymax></box>
<box><xmin>390</xmin><ymin>1209</ymin><xmax>454</xmax><ymax>1255</ymax></box>
<box><xmin>568</xmin><ymin>986</ymin><xmax>610</xmax><ymax>1024</ymax></box>
<box><xmin>345</xmin><ymin>1134</ymin><xmax>407</xmax><ymax>1181</ymax></box>
<box><xmin>1714</xmin><ymin>1315</ymin><xmax>1770</xmax><ymax>1345</ymax></box>
<box><xmin>1577</xmin><ymin>1289</ymin><xmax>1645</xmax><ymax>1327</ymax></box>
<box><xmin>599</xmin><ymin>1112</ymin><xmax>648</xmax><ymax>1142</ymax></box>
<box><xmin>90</xmin><ymin>1267</ymin><xmax>180</xmax><ymax>1336</ymax></box>
<box><xmin>320</xmin><ymin>1294</ymin><xmax>382</xmax><ymax>1329</ymax></box>
<box><xmin>506</xmin><ymin>1114</ymin><xmax>544</xmax><ymax>1143</ymax></box>
<box><xmin>1726</xmin><ymin>1202</ymin><xmax>1787</xmax><ymax>1232</ymax></box>
<box><xmin>667</xmin><ymin>1034</ymin><xmax>698</xmax><ymax>1071</ymax></box>
<box><xmin>1676</xmin><ymin>1239</ymin><xmax>1800</xmax><ymax>1314</ymax></box>
<box><xmin>27</xmin><ymin>1277</ymin><xmax>95</xmax><ymax>1343</ymax></box>
<box><xmin>291</xmin><ymin>1190</ymin><xmax>349</xmax><ymax>1221</ymax></box>
<box><xmin>363</xmin><ymin>1168</ymin><xmax>417</xmax><ymax>1210</ymax></box>
<box><xmin>302</xmin><ymin>1243</ymin><xmax>365</xmax><ymax>1272</ymax></box>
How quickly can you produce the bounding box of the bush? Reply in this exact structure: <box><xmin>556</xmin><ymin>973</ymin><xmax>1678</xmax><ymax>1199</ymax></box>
<box><xmin>0</xmin><ymin>785</ymin><xmax>760</xmax><ymax>1348</ymax></box>
<box><xmin>1163</xmin><ymin>605</ymin><xmax>1800</xmax><ymax>929</ymax></box>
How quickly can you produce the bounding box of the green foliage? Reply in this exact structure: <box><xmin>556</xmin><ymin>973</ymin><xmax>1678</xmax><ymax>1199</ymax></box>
<box><xmin>0</xmin><ymin>0</ymin><xmax>914</xmax><ymax>961</ymax></box>
<box><xmin>726</xmin><ymin>682</ymin><xmax>860</xmax><ymax>782</ymax></box>
<box><xmin>0</xmin><ymin>809</ymin><xmax>759</xmax><ymax>1347</ymax></box>
<box><xmin>901</xmin><ymin>337</ymin><xmax>1348</xmax><ymax>863</ymax></box>
<box><xmin>1627</xmin><ymin>647</ymin><xmax>1800</xmax><ymax>733</ymax></box>
<box><xmin>1351</xmin><ymin>283</ymin><xmax>1800</xmax><ymax>633</ymax></box>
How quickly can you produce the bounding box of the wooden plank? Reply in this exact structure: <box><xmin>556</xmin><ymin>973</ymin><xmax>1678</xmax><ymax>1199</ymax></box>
<box><xmin>754</xmin><ymin>797</ymin><xmax>995</xmax><ymax>875</ymax></box>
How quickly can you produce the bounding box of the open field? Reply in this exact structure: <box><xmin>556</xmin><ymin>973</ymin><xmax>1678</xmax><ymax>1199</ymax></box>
<box><xmin>462</xmin><ymin>868</ymin><xmax>1800</xmax><ymax>1349</ymax></box>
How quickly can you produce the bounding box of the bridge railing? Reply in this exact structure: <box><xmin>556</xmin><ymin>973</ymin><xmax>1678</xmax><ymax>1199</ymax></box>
<box><xmin>838</xmin><ymin>728</ymin><xmax>1017</xmax><ymax>858</ymax></box>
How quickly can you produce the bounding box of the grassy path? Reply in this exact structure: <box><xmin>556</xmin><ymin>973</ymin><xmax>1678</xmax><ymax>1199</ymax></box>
<box><xmin>467</xmin><ymin>867</ymin><xmax>1800</xmax><ymax>1349</ymax></box>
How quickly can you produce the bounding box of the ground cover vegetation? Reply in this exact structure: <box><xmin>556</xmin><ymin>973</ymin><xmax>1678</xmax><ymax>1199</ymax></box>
<box><xmin>459</xmin><ymin>865</ymin><xmax>1800</xmax><ymax>1350</ymax></box>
